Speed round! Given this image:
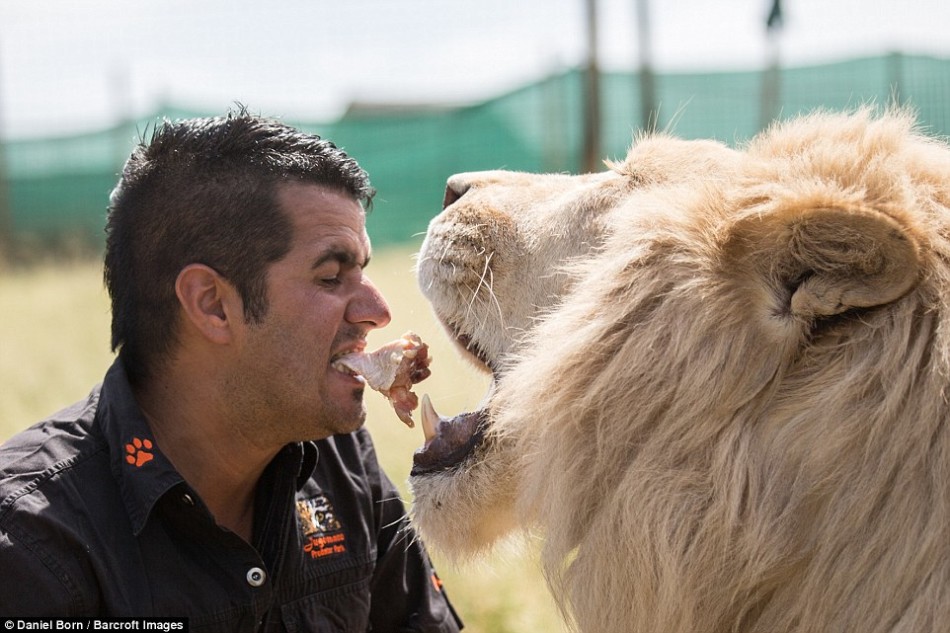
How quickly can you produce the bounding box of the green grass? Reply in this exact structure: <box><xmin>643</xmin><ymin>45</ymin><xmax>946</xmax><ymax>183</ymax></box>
<box><xmin>0</xmin><ymin>247</ymin><xmax>568</xmax><ymax>633</ymax></box>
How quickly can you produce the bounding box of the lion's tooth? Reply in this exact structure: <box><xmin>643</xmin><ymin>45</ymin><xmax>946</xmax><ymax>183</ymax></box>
<box><xmin>420</xmin><ymin>394</ymin><xmax>439</xmax><ymax>442</ymax></box>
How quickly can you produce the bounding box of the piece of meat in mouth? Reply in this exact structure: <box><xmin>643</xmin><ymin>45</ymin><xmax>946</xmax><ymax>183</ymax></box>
<box><xmin>332</xmin><ymin>331</ymin><xmax>431</xmax><ymax>427</ymax></box>
<box><xmin>334</xmin><ymin>330</ymin><xmax>489</xmax><ymax>473</ymax></box>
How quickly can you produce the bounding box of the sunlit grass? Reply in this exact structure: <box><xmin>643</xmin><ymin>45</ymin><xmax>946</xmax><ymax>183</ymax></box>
<box><xmin>0</xmin><ymin>263</ymin><xmax>114</xmax><ymax>427</ymax></box>
<box><xmin>0</xmin><ymin>247</ymin><xmax>567</xmax><ymax>633</ymax></box>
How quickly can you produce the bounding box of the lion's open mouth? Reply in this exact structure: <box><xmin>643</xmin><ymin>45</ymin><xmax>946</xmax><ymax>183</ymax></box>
<box><xmin>412</xmin><ymin>396</ymin><xmax>489</xmax><ymax>474</ymax></box>
<box><xmin>412</xmin><ymin>322</ymin><xmax>495</xmax><ymax>474</ymax></box>
<box><xmin>448</xmin><ymin>322</ymin><xmax>496</xmax><ymax>375</ymax></box>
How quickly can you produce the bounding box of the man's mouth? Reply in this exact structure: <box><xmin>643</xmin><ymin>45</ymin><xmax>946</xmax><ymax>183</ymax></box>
<box><xmin>330</xmin><ymin>340</ymin><xmax>367</xmax><ymax>363</ymax></box>
<box><xmin>330</xmin><ymin>343</ymin><xmax>369</xmax><ymax>384</ymax></box>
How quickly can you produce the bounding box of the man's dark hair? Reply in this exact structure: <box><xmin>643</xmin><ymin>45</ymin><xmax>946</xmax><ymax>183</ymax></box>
<box><xmin>104</xmin><ymin>108</ymin><xmax>375</xmax><ymax>385</ymax></box>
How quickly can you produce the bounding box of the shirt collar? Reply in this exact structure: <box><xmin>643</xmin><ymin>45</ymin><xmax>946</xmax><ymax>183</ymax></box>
<box><xmin>96</xmin><ymin>357</ymin><xmax>320</xmax><ymax>535</ymax></box>
<box><xmin>96</xmin><ymin>357</ymin><xmax>185</xmax><ymax>536</ymax></box>
<box><xmin>296</xmin><ymin>440</ymin><xmax>319</xmax><ymax>490</ymax></box>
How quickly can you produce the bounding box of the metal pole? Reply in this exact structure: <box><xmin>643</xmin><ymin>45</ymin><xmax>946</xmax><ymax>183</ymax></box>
<box><xmin>0</xmin><ymin>35</ymin><xmax>14</xmax><ymax>264</ymax></box>
<box><xmin>582</xmin><ymin>0</ymin><xmax>602</xmax><ymax>173</ymax></box>
<box><xmin>760</xmin><ymin>0</ymin><xmax>784</xmax><ymax>130</ymax></box>
<box><xmin>635</xmin><ymin>0</ymin><xmax>657</xmax><ymax>132</ymax></box>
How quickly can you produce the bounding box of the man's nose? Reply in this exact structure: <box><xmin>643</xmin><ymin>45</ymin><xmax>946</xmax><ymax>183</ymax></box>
<box><xmin>348</xmin><ymin>276</ymin><xmax>392</xmax><ymax>329</ymax></box>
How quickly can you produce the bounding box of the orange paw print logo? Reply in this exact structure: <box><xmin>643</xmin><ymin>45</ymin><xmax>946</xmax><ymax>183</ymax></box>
<box><xmin>125</xmin><ymin>437</ymin><xmax>154</xmax><ymax>467</ymax></box>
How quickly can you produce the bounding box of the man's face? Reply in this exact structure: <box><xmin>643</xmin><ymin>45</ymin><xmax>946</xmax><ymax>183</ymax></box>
<box><xmin>228</xmin><ymin>182</ymin><xmax>391</xmax><ymax>443</ymax></box>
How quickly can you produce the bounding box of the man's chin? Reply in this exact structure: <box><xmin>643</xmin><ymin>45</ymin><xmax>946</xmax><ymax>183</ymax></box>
<box><xmin>290</xmin><ymin>398</ymin><xmax>366</xmax><ymax>442</ymax></box>
<box><xmin>338</xmin><ymin>409</ymin><xmax>367</xmax><ymax>436</ymax></box>
<box><xmin>325</xmin><ymin>400</ymin><xmax>367</xmax><ymax>438</ymax></box>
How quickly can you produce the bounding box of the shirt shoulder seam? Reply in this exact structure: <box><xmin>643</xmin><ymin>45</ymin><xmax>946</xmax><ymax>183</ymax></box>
<box><xmin>0</xmin><ymin>442</ymin><xmax>109</xmax><ymax>522</ymax></box>
<box><xmin>2</xmin><ymin>520</ymin><xmax>87</xmax><ymax>612</ymax></box>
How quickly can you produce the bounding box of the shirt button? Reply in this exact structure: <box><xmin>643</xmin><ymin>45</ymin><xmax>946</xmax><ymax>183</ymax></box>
<box><xmin>181</xmin><ymin>493</ymin><xmax>195</xmax><ymax>506</ymax></box>
<box><xmin>246</xmin><ymin>567</ymin><xmax>266</xmax><ymax>587</ymax></box>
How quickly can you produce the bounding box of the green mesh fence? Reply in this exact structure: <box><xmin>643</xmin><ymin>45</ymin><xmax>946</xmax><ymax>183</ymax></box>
<box><xmin>3</xmin><ymin>53</ymin><xmax>948</xmax><ymax>251</ymax></box>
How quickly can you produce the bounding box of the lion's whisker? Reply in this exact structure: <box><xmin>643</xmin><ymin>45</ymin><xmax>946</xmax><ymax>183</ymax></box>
<box><xmin>485</xmin><ymin>262</ymin><xmax>507</xmax><ymax>331</ymax></box>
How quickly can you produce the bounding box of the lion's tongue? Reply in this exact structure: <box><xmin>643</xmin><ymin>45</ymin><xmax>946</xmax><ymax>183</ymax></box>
<box><xmin>413</xmin><ymin>394</ymin><xmax>487</xmax><ymax>473</ymax></box>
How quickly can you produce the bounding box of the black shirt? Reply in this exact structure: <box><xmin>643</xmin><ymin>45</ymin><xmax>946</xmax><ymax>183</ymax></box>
<box><xmin>0</xmin><ymin>359</ymin><xmax>462</xmax><ymax>632</ymax></box>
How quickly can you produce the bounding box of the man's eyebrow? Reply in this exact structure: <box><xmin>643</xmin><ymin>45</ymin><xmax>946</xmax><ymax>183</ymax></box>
<box><xmin>310</xmin><ymin>248</ymin><xmax>371</xmax><ymax>269</ymax></box>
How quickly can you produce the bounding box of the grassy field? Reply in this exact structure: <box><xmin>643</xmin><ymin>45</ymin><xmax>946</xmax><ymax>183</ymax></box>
<box><xmin>0</xmin><ymin>247</ymin><xmax>568</xmax><ymax>633</ymax></box>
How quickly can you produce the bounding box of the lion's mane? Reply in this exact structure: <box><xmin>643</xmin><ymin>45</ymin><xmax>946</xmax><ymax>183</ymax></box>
<box><xmin>413</xmin><ymin>109</ymin><xmax>950</xmax><ymax>633</ymax></box>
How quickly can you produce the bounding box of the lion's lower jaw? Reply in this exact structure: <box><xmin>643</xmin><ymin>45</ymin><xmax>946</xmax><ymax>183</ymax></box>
<box><xmin>409</xmin><ymin>450</ymin><xmax>522</xmax><ymax>560</ymax></box>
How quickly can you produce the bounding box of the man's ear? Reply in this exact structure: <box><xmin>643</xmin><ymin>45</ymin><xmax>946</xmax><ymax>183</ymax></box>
<box><xmin>175</xmin><ymin>264</ymin><xmax>242</xmax><ymax>345</ymax></box>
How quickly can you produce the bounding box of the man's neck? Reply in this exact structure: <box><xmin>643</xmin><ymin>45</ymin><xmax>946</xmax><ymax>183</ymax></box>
<box><xmin>134</xmin><ymin>371</ymin><xmax>278</xmax><ymax>543</ymax></box>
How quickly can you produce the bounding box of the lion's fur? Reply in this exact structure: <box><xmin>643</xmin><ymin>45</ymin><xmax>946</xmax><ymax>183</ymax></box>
<box><xmin>411</xmin><ymin>109</ymin><xmax>950</xmax><ymax>633</ymax></box>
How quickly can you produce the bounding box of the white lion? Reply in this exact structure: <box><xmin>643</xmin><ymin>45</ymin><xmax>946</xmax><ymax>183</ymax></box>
<box><xmin>408</xmin><ymin>109</ymin><xmax>950</xmax><ymax>633</ymax></box>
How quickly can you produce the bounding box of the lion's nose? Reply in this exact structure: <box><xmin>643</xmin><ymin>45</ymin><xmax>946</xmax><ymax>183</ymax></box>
<box><xmin>443</xmin><ymin>177</ymin><xmax>471</xmax><ymax>209</ymax></box>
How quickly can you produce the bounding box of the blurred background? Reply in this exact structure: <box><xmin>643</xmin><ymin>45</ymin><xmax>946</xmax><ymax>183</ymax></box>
<box><xmin>1</xmin><ymin>0</ymin><xmax>949</xmax><ymax>258</ymax></box>
<box><xmin>1</xmin><ymin>1</ymin><xmax>949</xmax><ymax>629</ymax></box>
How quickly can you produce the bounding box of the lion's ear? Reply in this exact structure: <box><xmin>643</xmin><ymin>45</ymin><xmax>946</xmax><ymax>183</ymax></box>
<box><xmin>725</xmin><ymin>206</ymin><xmax>922</xmax><ymax>319</ymax></box>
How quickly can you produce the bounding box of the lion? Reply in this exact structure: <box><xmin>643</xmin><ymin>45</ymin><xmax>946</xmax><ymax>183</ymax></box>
<box><xmin>407</xmin><ymin>108</ymin><xmax>950</xmax><ymax>633</ymax></box>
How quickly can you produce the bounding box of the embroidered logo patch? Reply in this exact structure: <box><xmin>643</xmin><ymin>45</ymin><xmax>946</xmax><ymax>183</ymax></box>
<box><xmin>297</xmin><ymin>494</ymin><xmax>347</xmax><ymax>559</ymax></box>
<box><xmin>125</xmin><ymin>437</ymin><xmax>154</xmax><ymax>467</ymax></box>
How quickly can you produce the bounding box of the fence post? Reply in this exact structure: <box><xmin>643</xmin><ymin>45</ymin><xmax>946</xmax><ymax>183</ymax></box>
<box><xmin>759</xmin><ymin>0</ymin><xmax>784</xmax><ymax>131</ymax></box>
<box><xmin>0</xmin><ymin>41</ymin><xmax>12</xmax><ymax>264</ymax></box>
<box><xmin>582</xmin><ymin>0</ymin><xmax>602</xmax><ymax>173</ymax></box>
<box><xmin>636</xmin><ymin>0</ymin><xmax>657</xmax><ymax>133</ymax></box>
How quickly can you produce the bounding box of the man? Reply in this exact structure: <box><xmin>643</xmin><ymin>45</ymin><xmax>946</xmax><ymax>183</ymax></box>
<box><xmin>0</xmin><ymin>111</ymin><xmax>463</xmax><ymax>631</ymax></box>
